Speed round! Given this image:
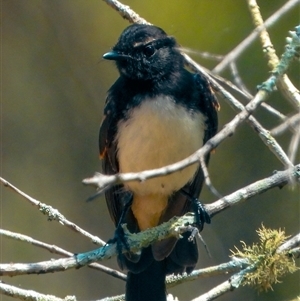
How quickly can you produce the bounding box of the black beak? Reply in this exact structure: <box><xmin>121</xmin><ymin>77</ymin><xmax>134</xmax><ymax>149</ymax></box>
<box><xmin>103</xmin><ymin>51</ymin><xmax>129</xmax><ymax>61</ymax></box>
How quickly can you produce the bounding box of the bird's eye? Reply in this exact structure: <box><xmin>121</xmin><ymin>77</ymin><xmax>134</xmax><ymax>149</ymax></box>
<box><xmin>143</xmin><ymin>45</ymin><xmax>155</xmax><ymax>57</ymax></box>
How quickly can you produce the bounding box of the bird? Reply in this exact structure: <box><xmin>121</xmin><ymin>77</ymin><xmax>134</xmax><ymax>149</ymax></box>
<box><xmin>99</xmin><ymin>24</ymin><xmax>218</xmax><ymax>301</ymax></box>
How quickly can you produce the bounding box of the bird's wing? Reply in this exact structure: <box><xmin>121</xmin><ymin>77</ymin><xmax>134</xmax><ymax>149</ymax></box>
<box><xmin>99</xmin><ymin>97</ymin><xmax>125</xmax><ymax>227</ymax></box>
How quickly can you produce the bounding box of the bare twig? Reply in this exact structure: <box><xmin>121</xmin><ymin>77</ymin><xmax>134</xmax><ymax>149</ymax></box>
<box><xmin>277</xmin><ymin>233</ymin><xmax>300</xmax><ymax>253</ymax></box>
<box><xmin>166</xmin><ymin>258</ymin><xmax>249</xmax><ymax>288</ymax></box>
<box><xmin>205</xmin><ymin>164</ymin><xmax>300</xmax><ymax>217</ymax></box>
<box><xmin>247</xmin><ymin>0</ymin><xmax>300</xmax><ymax>109</ymax></box>
<box><xmin>271</xmin><ymin>112</ymin><xmax>300</xmax><ymax>135</ymax></box>
<box><xmin>288</xmin><ymin>131</ymin><xmax>300</xmax><ymax>164</ymax></box>
<box><xmin>229</xmin><ymin>62</ymin><xmax>251</xmax><ymax>95</ymax></box>
<box><xmin>0</xmin><ymin>281</ymin><xmax>76</xmax><ymax>301</ymax></box>
<box><xmin>180</xmin><ymin>47</ymin><xmax>224</xmax><ymax>61</ymax></box>
<box><xmin>202</xmin><ymin>57</ymin><xmax>287</xmax><ymax>121</ymax></box>
<box><xmin>0</xmin><ymin>229</ymin><xmax>126</xmax><ymax>281</ymax></box>
<box><xmin>248</xmin><ymin>0</ymin><xmax>279</xmax><ymax>68</ymax></box>
<box><xmin>259</xmin><ymin>103</ymin><xmax>287</xmax><ymax>121</ymax></box>
<box><xmin>229</xmin><ymin>59</ymin><xmax>286</xmax><ymax>118</ymax></box>
<box><xmin>256</xmin><ymin>121</ymin><xmax>294</xmax><ymax>167</ymax></box>
<box><xmin>0</xmin><ymin>177</ymin><xmax>105</xmax><ymax>246</ymax></box>
<box><xmin>102</xmin><ymin>0</ymin><xmax>148</xmax><ymax>24</ymax></box>
<box><xmin>190</xmin><ymin>278</ymin><xmax>233</xmax><ymax>301</ymax></box>
<box><xmin>213</xmin><ymin>0</ymin><xmax>300</xmax><ymax>73</ymax></box>
<box><xmin>99</xmin><ymin>295</ymin><xmax>125</xmax><ymax>301</ymax></box>
<box><xmin>199</xmin><ymin>156</ymin><xmax>222</xmax><ymax>198</ymax></box>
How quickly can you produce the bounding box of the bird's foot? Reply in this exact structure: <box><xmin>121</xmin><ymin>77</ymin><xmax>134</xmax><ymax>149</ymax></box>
<box><xmin>192</xmin><ymin>199</ymin><xmax>211</xmax><ymax>231</ymax></box>
<box><xmin>180</xmin><ymin>190</ymin><xmax>211</xmax><ymax>232</ymax></box>
<box><xmin>107</xmin><ymin>223</ymin><xmax>131</xmax><ymax>255</ymax></box>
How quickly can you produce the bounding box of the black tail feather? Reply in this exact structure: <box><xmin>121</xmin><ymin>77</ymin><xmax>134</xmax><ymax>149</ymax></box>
<box><xmin>126</xmin><ymin>259</ymin><xmax>166</xmax><ymax>301</ymax></box>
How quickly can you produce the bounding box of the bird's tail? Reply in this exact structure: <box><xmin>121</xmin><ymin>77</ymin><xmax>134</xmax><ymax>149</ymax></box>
<box><xmin>125</xmin><ymin>259</ymin><xmax>166</xmax><ymax>301</ymax></box>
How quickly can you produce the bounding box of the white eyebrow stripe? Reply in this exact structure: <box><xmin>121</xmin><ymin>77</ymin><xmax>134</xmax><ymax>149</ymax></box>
<box><xmin>133</xmin><ymin>38</ymin><xmax>156</xmax><ymax>48</ymax></box>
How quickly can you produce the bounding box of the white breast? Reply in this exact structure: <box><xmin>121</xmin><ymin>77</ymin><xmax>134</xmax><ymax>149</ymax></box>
<box><xmin>116</xmin><ymin>96</ymin><xmax>206</xmax><ymax>196</ymax></box>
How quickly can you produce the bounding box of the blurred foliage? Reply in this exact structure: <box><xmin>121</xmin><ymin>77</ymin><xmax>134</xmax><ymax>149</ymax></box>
<box><xmin>1</xmin><ymin>1</ymin><xmax>299</xmax><ymax>301</ymax></box>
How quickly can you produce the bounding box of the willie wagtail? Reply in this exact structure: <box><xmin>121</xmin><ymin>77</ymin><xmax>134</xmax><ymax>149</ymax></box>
<box><xmin>100</xmin><ymin>24</ymin><xmax>218</xmax><ymax>301</ymax></box>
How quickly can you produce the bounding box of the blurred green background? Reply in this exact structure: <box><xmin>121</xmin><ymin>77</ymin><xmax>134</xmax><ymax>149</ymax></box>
<box><xmin>1</xmin><ymin>1</ymin><xmax>299</xmax><ymax>300</ymax></box>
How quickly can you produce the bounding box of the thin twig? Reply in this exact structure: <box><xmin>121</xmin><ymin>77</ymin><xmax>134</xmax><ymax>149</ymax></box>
<box><xmin>247</xmin><ymin>0</ymin><xmax>300</xmax><ymax>109</ymax></box>
<box><xmin>166</xmin><ymin>258</ymin><xmax>249</xmax><ymax>288</ymax></box>
<box><xmin>229</xmin><ymin>62</ymin><xmax>286</xmax><ymax>120</ymax></box>
<box><xmin>0</xmin><ymin>281</ymin><xmax>76</xmax><ymax>301</ymax></box>
<box><xmin>271</xmin><ymin>112</ymin><xmax>300</xmax><ymax>135</ymax></box>
<box><xmin>180</xmin><ymin>47</ymin><xmax>224</xmax><ymax>61</ymax></box>
<box><xmin>0</xmin><ymin>177</ymin><xmax>105</xmax><ymax>246</ymax></box>
<box><xmin>102</xmin><ymin>0</ymin><xmax>148</xmax><ymax>24</ymax></box>
<box><xmin>213</xmin><ymin>0</ymin><xmax>300</xmax><ymax>73</ymax></box>
<box><xmin>199</xmin><ymin>156</ymin><xmax>222</xmax><ymax>198</ymax></box>
<box><xmin>0</xmin><ymin>229</ymin><xmax>126</xmax><ymax>281</ymax></box>
<box><xmin>259</xmin><ymin>103</ymin><xmax>287</xmax><ymax>121</ymax></box>
<box><xmin>288</xmin><ymin>130</ymin><xmax>300</xmax><ymax>164</ymax></box>
<box><xmin>229</xmin><ymin>62</ymin><xmax>251</xmax><ymax>95</ymax></box>
<box><xmin>277</xmin><ymin>233</ymin><xmax>300</xmax><ymax>253</ymax></box>
<box><xmin>248</xmin><ymin>0</ymin><xmax>279</xmax><ymax>67</ymax></box>
<box><xmin>205</xmin><ymin>164</ymin><xmax>300</xmax><ymax>217</ymax></box>
<box><xmin>190</xmin><ymin>278</ymin><xmax>233</xmax><ymax>301</ymax></box>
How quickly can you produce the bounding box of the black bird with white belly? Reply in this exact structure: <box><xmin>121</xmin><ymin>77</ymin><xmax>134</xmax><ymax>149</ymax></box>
<box><xmin>100</xmin><ymin>24</ymin><xmax>218</xmax><ymax>301</ymax></box>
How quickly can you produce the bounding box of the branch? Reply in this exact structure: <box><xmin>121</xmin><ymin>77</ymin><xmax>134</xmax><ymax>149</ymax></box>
<box><xmin>0</xmin><ymin>177</ymin><xmax>105</xmax><ymax>246</ymax></box>
<box><xmin>199</xmin><ymin>155</ymin><xmax>222</xmax><ymax>198</ymax></box>
<box><xmin>205</xmin><ymin>164</ymin><xmax>300</xmax><ymax>216</ymax></box>
<box><xmin>2</xmin><ymin>165</ymin><xmax>299</xmax><ymax>277</ymax></box>
<box><xmin>213</xmin><ymin>0</ymin><xmax>300</xmax><ymax>73</ymax></box>
<box><xmin>0</xmin><ymin>281</ymin><xmax>76</xmax><ymax>301</ymax></box>
<box><xmin>288</xmin><ymin>130</ymin><xmax>300</xmax><ymax>164</ymax></box>
<box><xmin>248</xmin><ymin>0</ymin><xmax>300</xmax><ymax>108</ymax></box>
<box><xmin>0</xmin><ymin>229</ymin><xmax>126</xmax><ymax>281</ymax></box>
<box><xmin>271</xmin><ymin>112</ymin><xmax>300</xmax><ymax>136</ymax></box>
<box><xmin>277</xmin><ymin>233</ymin><xmax>300</xmax><ymax>253</ymax></box>
<box><xmin>166</xmin><ymin>258</ymin><xmax>249</xmax><ymax>288</ymax></box>
<box><xmin>0</xmin><ymin>214</ymin><xmax>196</xmax><ymax>276</ymax></box>
<box><xmin>102</xmin><ymin>0</ymin><xmax>148</xmax><ymax>24</ymax></box>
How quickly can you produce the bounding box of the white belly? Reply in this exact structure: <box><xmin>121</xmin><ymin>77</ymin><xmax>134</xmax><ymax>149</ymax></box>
<box><xmin>116</xmin><ymin>96</ymin><xmax>206</xmax><ymax>197</ymax></box>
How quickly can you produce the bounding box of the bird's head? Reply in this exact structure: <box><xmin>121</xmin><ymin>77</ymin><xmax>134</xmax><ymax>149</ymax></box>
<box><xmin>103</xmin><ymin>24</ymin><xmax>183</xmax><ymax>81</ymax></box>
